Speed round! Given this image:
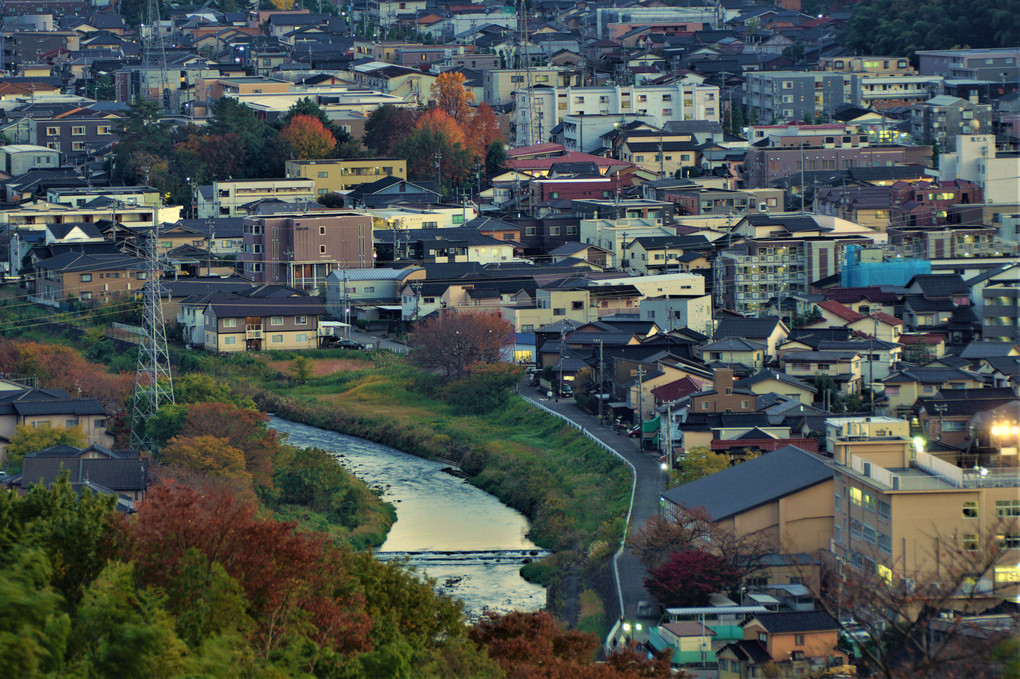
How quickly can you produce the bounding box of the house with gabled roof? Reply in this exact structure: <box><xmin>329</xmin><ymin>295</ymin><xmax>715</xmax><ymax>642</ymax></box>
<box><xmin>736</xmin><ymin>369</ymin><xmax>817</xmax><ymax>405</ymax></box>
<box><xmin>713</xmin><ymin>316</ymin><xmax>790</xmax><ymax>359</ymax></box>
<box><xmin>4</xmin><ymin>443</ymin><xmax>149</xmax><ymax>504</ymax></box>
<box><xmin>880</xmin><ymin>366</ymin><xmax>984</xmax><ymax>417</ymax></box>
<box><xmin>717</xmin><ymin>610</ymin><xmax>846</xmax><ymax>679</ymax></box>
<box><xmin>0</xmin><ymin>381</ymin><xmax>112</xmax><ymax>452</ymax></box>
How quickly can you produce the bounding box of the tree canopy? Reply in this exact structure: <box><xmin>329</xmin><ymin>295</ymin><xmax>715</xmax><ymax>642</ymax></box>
<box><xmin>409</xmin><ymin>311</ymin><xmax>515</xmax><ymax>378</ymax></box>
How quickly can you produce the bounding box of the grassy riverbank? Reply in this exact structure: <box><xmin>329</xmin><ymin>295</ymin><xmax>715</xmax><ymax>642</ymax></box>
<box><xmin>175</xmin><ymin>349</ymin><xmax>632</xmax><ymax>586</ymax></box>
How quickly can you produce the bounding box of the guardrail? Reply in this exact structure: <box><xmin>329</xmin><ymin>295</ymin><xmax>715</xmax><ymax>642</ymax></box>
<box><xmin>518</xmin><ymin>393</ymin><xmax>636</xmax><ymax>656</ymax></box>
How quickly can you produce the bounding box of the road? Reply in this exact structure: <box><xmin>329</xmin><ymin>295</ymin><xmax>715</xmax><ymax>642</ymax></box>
<box><xmin>347</xmin><ymin>329</ymin><xmax>409</xmax><ymax>354</ymax></box>
<box><xmin>517</xmin><ymin>385</ymin><xmax>666</xmax><ymax>647</ymax></box>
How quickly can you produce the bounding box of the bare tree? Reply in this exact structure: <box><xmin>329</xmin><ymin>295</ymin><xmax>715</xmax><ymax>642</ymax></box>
<box><xmin>407</xmin><ymin>310</ymin><xmax>514</xmax><ymax>378</ymax></box>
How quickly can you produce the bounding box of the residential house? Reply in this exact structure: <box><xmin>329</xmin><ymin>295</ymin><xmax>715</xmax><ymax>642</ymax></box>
<box><xmin>324</xmin><ymin>266</ymin><xmax>424</xmax><ymax>320</ymax></box>
<box><xmin>202</xmin><ymin>296</ymin><xmax>326</xmax><ymax>352</ymax></box>
<box><xmin>0</xmin><ymin>380</ymin><xmax>112</xmax><ymax>453</ymax></box>
<box><xmin>880</xmin><ymin>367</ymin><xmax>984</xmax><ymax>417</ymax></box>
<box><xmin>0</xmin><ymin>144</ymin><xmax>60</xmax><ymax>176</ymax></box>
<box><xmin>781</xmin><ymin>351</ymin><xmax>862</xmax><ymax>395</ymax></box>
<box><xmin>639</xmin><ymin>294</ymin><xmax>714</xmax><ymax>338</ymax></box>
<box><xmin>916</xmin><ymin>394</ymin><xmax>1020</xmax><ymax>447</ymax></box>
<box><xmin>647</xmin><ymin>622</ymin><xmax>716</xmax><ymax>670</ymax></box>
<box><xmin>622</xmin><ymin>235</ymin><xmax>712</xmax><ymax>276</ymax></box>
<box><xmin>718</xmin><ymin>611</ymin><xmax>846</xmax><ymax>679</ymax></box>
<box><xmin>5</xmin><ymin>444</ymin><xmax>149</xmax><ymax>505</ymax></box>
<box><xmin>735</xmin><ymin>369</ymin><xmax>817</xmax><ymax>405</ymax></box>
<box><xmin>345</xmin><ymin>176</ymin><xmax>440</xmax><ymax>209</ymax></box>
<box><xmin>375</xmin><ymin>227</ymin><xmax>516</xmax><ymax>266</ymax></box>
<box><xmin>713</xmin><ymin>316</ymin><xmax>790</xmax><ymax>359</ymax></box>
<box><xmin>32</xmin><ymin>251</ymin><xmax>148</xmax><ymax>306</ymax></box>
<box><xmin>701</xmin><ymin>338</ymin><xmax>766</xmax><ymax>372</ymax></box>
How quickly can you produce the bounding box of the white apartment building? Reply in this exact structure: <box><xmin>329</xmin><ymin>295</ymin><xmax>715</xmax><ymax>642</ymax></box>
<box><xmin>483</xmin><ymin>68</ymin><xmax>576</xmax><ymax>107</ymax></box>
<box><xmin>513</xmin><ymin>82</ymin><xmax>720</xmax><ymax>147</ymax></box>
<box><xmin>196</xmin><ymin>179</ymin><xmax>316</xmax><ymax>218</ymax></box>
<box><xmin>560</xmin><ymin>113</ymin><xmax>656</xmax><ymax>152</ymax></box>
<box><xmin>367</xmin><ymin>0</ymin><xmax>425</xmax><ymax>24</ymax></box>
<box><xmin>579</xmin><ymin>217</ymin><xmax>676</xmax><ymax>265</ymax></box>
<box><xmin>936</xmin><ymin>134</ymin><xmax>1020</xmax><ymax>205</ymax></box>
<box><xmin>640</xmin><ymin>294</ymin><xmax>713</xmax><ymax>337</ymax></box>
<box><xmin>850</xmin><ymin>73</ymin><xmax>943</xmax><ymax>110</ymax></box>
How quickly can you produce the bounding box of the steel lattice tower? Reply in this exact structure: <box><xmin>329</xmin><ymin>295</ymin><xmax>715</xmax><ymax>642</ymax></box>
<box><xmin>142</xmin><ymin>0</ymin><xmax>171</xmax><ymax>109</ymax></box>
<box><xmin>131</xmin><ymin>230</ymin><xmax>174</xmax><ymax>450</ymax></box>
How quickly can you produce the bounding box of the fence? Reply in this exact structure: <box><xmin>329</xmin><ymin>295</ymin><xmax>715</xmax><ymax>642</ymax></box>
<box><xmin>519</xmin><ymin>393</ymin><xmax>636</xmax><ymax>654</ymax></box>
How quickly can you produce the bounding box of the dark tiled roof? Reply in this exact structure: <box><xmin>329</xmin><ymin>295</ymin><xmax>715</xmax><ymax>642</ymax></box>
<box><xmin>720</xmin><ymin>640</ymin><xmax>772</xmax><ymax>663</ymax></box>
<box><xmin>20</xmin><ymin>456</ymin><xmax>149</xmax><ymax>491</ymax></box>
<box><xmin>661</xmin><ymin>445</ymin><xmax>831</xmax><ymax>521</ymax></box>
<box><xmin>908</xmin><ymin>274</ymin><xmax>970</xmax><ymax>299</ymax></box>
<box><xmin>737</xmin><ymin>369</ymin><xmax>817</xmax><ymax>393</ymax></box>
<box><xmin>960</xmin><ymin>342</ymin><xmax>1019</xmax><ymax>360</ymax></box>
<box><xmin>883</xmin><ymin>367</ymin><xmax>981</xmax><ymax>384</ymax></box>
<box><xmin>33</xmin><ymin>251</ymin><xmax>147</xmax><ymax>273</ymax></box>
<box><xmin>714</xmin><ymin>316</ymin><xmax>783</xmax><ymax>341</ymax></box>
<box><xmin>748</xmin><ymin>610</ymin><xmax>838</xmax><ymax>634</ymax></box>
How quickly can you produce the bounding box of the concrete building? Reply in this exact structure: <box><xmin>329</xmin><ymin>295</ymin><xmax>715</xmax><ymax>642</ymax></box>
<box><xmin>936</xmin><ymin>134</ymin><xmax>1020</xmax><ymax>205</ymax></box>
<box><xmin>916</xmin><ymin>48</ymin><xmax>1020</xmax><ymax>82</ymax></box>
<box><xmin>826</xmin><ymin>416</ymin><xmax>1020</xmax><ymax>605</ymax></box>
<box><xmin>366</xmin><ymin>0</ymin><xmax>426</xmax><ymax>25</ymax></box>
<box><xmin>741</xmin><ymin>142</ymin><xmax>932</xmax><ymax>190</ymax></box>
<box><xmin>241</xmin><ymin>211</ymin><xmax>373</xmax><ymax>289</ymax></box>
<box><xmin>0</xmin><ymin>144</ymin><xmax>59</xmax><ymax>175</ymax></box>
<box><xmin>850</xmin><ymin>73</ymin><xmax>943</xmax><ymax>111</ymax></box>
<box><xmin>559</xmin><ymin>113</ymin><xmax>656</xmax><ymax>153</ymax></box>
<box><xmin>284</xmin><ymin>158</ymin><xmax>407</xmax><ymax>195</ymax></box>
<box><xmin>595</xmin><ymin>6</ymin><xmax>723</xmax><ymax>38</ymax></box>
<box><xmin>640</xmin><ymin>294</ymin><xmax>713</xmax><ymax>338</ymax></box>
<box><xmin>745</xmin><ymin>71</ymin><xmax>849</xmax><ymax>122</ymax></box>
<box><xmin>482</xmin><ymin>67</ymin><xmax>577</xmax><ymax>107</ymax></box>
<box><xmin>910</xmin><ymin>95</ymin><xmax>993</xmax><ymax>151</ymax></box>
<box><xmin>196</xmin><ymin>179</ymin><xmax>316</xmax><ymax>218</ymax></box>
<box><xmin>513</xmin><ymin>82</ymin><xmax>720</xmax><ymax>147</ymax></box>
<box><xmin>819</xmin><ymin>56</ymin><xmax>914</xmax><ymax>76</ymax></box>
<box><xmin>579</xmin><ymin>216</ymin><xmax>675</xmax><ymax>264</ymax></box>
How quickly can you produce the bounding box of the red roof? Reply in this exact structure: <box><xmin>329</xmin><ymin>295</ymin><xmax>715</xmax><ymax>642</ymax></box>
<box><xmin>509</xmin><ymin>151</ymin><xmax>630</xmax><ymax>170</ymax></box>
<box><xmin>817</xmin><ymin>300</ymin><xmax>864</xmax><ymax>323</ymax></box>
<box><xmin>508</xmin><ymin>142</ymin><xmax>565</xmax><ymax>158</ymax></box>
<box><xmin>652</xmin><ymin>376</ymin><xmax>703</xmax><ymax>403</ymax></box>
<box><xmin>898</xmin><ymin>333</ymin><xmax>946</xmax><ymax>345</ymax></box>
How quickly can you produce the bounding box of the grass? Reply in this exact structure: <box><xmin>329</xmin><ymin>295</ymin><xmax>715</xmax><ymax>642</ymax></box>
<box><xmin>577</xmin><ymin>589</ymin><xmax>608</xmax><ymax>638</ymax></box>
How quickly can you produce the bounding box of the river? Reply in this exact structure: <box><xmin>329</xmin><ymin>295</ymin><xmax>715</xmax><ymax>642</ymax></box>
<box><xmin>268</xmin><ymin>416</ymin><xmax>547</xmax><ymax>620</ymax></box>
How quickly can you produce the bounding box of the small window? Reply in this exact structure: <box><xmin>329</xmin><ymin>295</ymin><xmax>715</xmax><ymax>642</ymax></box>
<box><xmin>80</xmin><ymin>273</ymin><xmax>92</xmax><ymax>282</ymax></box>
<box><xmin>320</xmin><ymin>226</ymin><xmax>326</xmax><ymax>235</ymax></box>
<box><xmin>963</xmin><ymin>534</ymin><xmax>979</xmax><ymax>551</ymax></box>
<box><xmin>794</xmin><ymin>634</ymin><xmax>805</xmax><ymax>646</ymax></box>
<box><xmin>296</xmin><ymin>316</ymin><xmax>307</xmax><ymax>325</ymax></box>
<box><xmin>65</xmin><ymin>419</ymin><xmax>77</xmax><ymax>427</ymax></box>
<box><xmin>963</xmin><ymin>501</ymin><xmax>978</xmax><ymax>518</ymax></box>
<box><xmin>223</xmin><ymin>318</ymin><xmax>237</xmax><ymax>328</ymax></box>
<box><xmin>296</xmin><ymin>333</ymin><xmax>308</xmax><ymax>343</ymax></box>
<box><xmin>320</xmin><ymin>245</ymin><xmax>326</xmax><ymax>253</ymax></box>
<box><xmin>272</xmin><ymin>334</ymin><xmax>284</xmax><ymax>343</ymax></box>
<box><xmin>224</xmin><ymin>336</ymin><xmax>237</xmax><ymax>345</ymax></box>
<box><xmin>318</xmin><ymin>172</ymin><xmax>328</xmax><ymax>178</ymax></box>
<box><xmin>270</xmin><ymin>316</ymin><xmax>284</xmax><ymax>326</ymax></box>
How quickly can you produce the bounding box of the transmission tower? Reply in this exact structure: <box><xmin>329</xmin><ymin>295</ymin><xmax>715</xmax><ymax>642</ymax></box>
<box><xmin>515</xmin><ymin>0</ymin><xmax>541</xmax><ymax>146</ymax></box>
<box><xmin>131</xmin><ymin>229</ymin><xmax>175</xmax><ymax>450</ymax></box>
<box><xmin>142</xmin><ymin>0</ymin><xmax>171</xmax><ymax>110</ymax></box>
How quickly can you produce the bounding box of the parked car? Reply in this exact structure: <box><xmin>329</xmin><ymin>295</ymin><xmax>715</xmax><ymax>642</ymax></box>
<box><xmin>329</xmin><ymin>338</ymin><xmax>365</xmax><ymax>350</ymax></box>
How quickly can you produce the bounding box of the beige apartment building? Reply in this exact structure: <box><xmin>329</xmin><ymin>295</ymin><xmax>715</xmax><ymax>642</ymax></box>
<box><xmin>202</xmin><ymin>297</ymin><xmax>326</xmax><ymax>353</ymax></box>
<box><xmin>827</xmin><ymin>416</ymin><xmax>1019</xmax><ymax>603</ymax></box>
<box><xmin>285</xmin><ymin>158</ymin><xmax>407</xmax><ymax>195</ymax></box>
<box><xmin>196</xmin><ymin>179</ymin><xmax>316</xmax><ymax>218</ymax></box>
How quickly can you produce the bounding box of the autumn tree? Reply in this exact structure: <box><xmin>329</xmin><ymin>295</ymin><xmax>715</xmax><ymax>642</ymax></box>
<box><xmin>469</xmin><ymin>611</ymin><xmax>674</xmax><ymax>679</ymax></box>
<box><xmin>670</xmin><ymin>446</ymin><xmax>731</xmax><ymax>486</ymax></box>
<box><xmin>430</xmin><ymin>71</ymin><xmax>475</xmax><ymax>124</ymax></box>
<box><xmin>280</xmin><ymin>114</ymin><xmax>336</xmax><ymax>160</ymax></box>
<box><xmin>486</xmin><ymin>140</ymin><xmax>508</xmax><ymax>176</ymax></box>
<box><xmin>408</xmin><ymin>311</ymin><xmax>514</xmax><ymax>378</ymax></box>
<box><xmin>364</xmin><ymin>104</ymin><xmax>417</xmax><ymax>155</ymax></box>
<box><xmin>161</xmin><ymin>435</ymin><xmax>253</xmax><ymax>489</ymax></box>
<box><xmin>628</xmin><ymin>513</ymin><xmax>711</xmax><ymax>570</ymax></box>
<box><xmin>4</xmin><ymin>424</ymin><xmax>86</xmax><ymax>471</ymax></box>
<box><xmin>643</xmin><ymin>549</ymin><xmax>740</xmax><ymax>608</ymax></box>
<box><xmin>466</xmin><ymin>102</ymin><xmax>503</xmax><ymax>160</ymax></box>
<box><xmin>177</xmin><ymin>402</ymin><xmax>278</xmax><ymax>487</ymax></box>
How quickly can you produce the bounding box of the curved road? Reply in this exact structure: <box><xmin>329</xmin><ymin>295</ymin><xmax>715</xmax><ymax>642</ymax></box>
<box><xmin>518</xmin><ymin>386</ymin><xmax>665</xmax><ymax>648</ymax></box>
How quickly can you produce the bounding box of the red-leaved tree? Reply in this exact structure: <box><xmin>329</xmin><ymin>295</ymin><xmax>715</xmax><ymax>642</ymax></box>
<box><xmin>408</xmin><ymin>310</ymin><xmax>514</xmax><ymax>378</ymax></box>
<box><xmin>178</xmin><ymin>402</ymin><xmax>278</xmax><ymax>487</ymax></box>
<box><xmin>127</xmin><ymin>480</ymin><xmax>372</xmax><ymax>659</ymax></box>
<box><xmin>643</xmin><ymin>550</ymin><xmax>741</xmax><ymax>608</ymax></box>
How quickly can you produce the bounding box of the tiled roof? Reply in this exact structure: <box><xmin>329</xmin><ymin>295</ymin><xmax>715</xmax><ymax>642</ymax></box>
<box><xmin>736</xmin><ymin>369</ymin><xmax>817</xmax><ymax>393</ymax></box>
<box><xmin>817</xmin><ymin>300</ymin><xmax>864</xmax><ymax>323</ymax></box>
<box><xmin>824</xmin><ymin>286</ymin><xmax>899</xmax><ymax>304</ymax></box>
<box><xmin>720</xmin><ymin>640</ymin><xmax>771</xmax><ymax>663</ymax></box>
<box><xmin>714</xmin><ymin>317</ymin><xmax>783</xmax><ymax>341</ymax></box>
<box><xmin>661</xmin><ymin>445</ymin><xmax>831</xmax><ymax>521</ymax></box>
<box><xmin>748</xmin><ymin>610</ymin><xmax>838</xmax><ymax>634</ymax></box>
<box><xmin>882</xmin><ymin>367</ymin><xmax>981</xmax><ymax>384</ymax></box>
<box><xmin>703</xmin><ymin>337</ymin><xmax>767</xmax><ymax>352</ymax></box>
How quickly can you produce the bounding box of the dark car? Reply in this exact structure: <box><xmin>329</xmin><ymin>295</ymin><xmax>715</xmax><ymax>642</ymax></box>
<box><xmin>330</xmin><ymin>338</ymin><xmax>365</xmax><ymax>350</ymax></box>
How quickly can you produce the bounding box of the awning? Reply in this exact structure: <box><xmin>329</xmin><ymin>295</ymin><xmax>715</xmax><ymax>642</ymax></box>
<box><xmin>376</xmin><ymin>305</ymin><xmax>402</xmax><ymax>310</ymax></box>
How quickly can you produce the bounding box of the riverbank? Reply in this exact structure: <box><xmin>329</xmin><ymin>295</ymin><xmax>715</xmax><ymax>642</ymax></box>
<box><xmin>176</xmin><ymin>348</ymin><xmax>632</xmax><ymax>627</ymax></box>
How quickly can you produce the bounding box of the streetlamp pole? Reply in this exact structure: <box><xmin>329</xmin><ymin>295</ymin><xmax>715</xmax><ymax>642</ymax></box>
<box><xmin>596</xmin><ymin>338</ymin><xmax>605</xmax><ymax>424</ymax></box>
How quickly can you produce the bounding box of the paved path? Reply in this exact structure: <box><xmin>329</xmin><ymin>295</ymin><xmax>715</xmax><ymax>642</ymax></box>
<box><xmin>348</xmin><ymin>329</ymin><xmax>409</xmax><ymax>354</ymax></box>
<box><xmin>518</xmin><ymin>385</ymin><xmax>666</xmax><ymax>648</ymax></box>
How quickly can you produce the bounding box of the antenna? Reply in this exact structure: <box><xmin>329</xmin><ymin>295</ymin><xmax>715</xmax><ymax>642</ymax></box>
<box><xmin>130</xmin><ymin>226</ymin><xmax>175</xmax><ymax>450</ymax></box>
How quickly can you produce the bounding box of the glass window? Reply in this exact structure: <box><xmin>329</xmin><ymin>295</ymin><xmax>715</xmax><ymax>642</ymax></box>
<box><xmin>224</xmin><ymin>336</ymin><xmax>236</xmax><ymax>345</ymax></box>
<box><xmin>80</xmin><ymin>274</ymin><xmax>92</xmax><ymax>282</ymax></box>
<box><xmin>996</xmin><ymin>500</ymin><xmax>1020</xmax><ymax>517</ymax></box>
<box><xmin>963</xmin><ymin>534</ymin><xmax>979</xmax><ymax>551</ymax></box>
<box><xmin>272</xmin><ymin>334</ymin><xmax>284</xmax><ymax>343</ymax></box>
<box><xmin>223</xmin><ymin>318</ymin><xmax>237</xmax><ymax>328</ymax></box>
<box><xmin>271</xmin><ymin>316</ymin><xmax>284</xmax><ymax>326</ymax></box>
<box><xmin>962</xmin><ymin>501</ymin><xmax>978</xmax><ymax>518</ymax></box>
<box><xmin>296</xmin><ymin>333</ymin><xmax>307</xmax><ymax>343</ymax></box>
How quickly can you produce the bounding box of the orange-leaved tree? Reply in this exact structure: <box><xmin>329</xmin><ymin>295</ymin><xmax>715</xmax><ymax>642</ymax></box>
<box><xmin>466</xmin><ymin>102</ymin><xmax>503</xmax><ymax>161</ymax></box>
<box><xmin>161</xmin><ymin>434</ymin><xmax>253</xmax><ymax>489</ymax></box>
<box><xmin>430</xmin><ymin>71</ymin><xmax>475</xmax><ymax>124</ymax></box>
<box><xmin>279</xmin><ymin>113</ymin><xmax>336</xmax><ymax>160</ymax></box>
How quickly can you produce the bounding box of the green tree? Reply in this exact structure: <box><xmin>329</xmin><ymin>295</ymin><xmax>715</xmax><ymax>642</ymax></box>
<box><xmin>0</xmin><ymin>547</ymin><xmax>70</xmax><ymax>677</ymax></box>
<box><xmin>485</xmin><ymin>140</ymin><xmax>507</xmax><ymax>176</ymax></box>
<box><xmin>291</xmin><ymin>356</ymin><xmax>313</xmax><ymax>384</ymax></box>
<box><xmin>364</xmin><ymin>104</ymin><xmax>417</xmax><ymax>156</ymax></box>
<box><xmin>4</xmin><ymin>424</ymin><xmax>86</xmax><ymax>472</ymax></box>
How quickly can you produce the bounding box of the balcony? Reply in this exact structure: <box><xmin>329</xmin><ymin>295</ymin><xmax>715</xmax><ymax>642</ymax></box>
<box><xmin>245</xmin><ymin>325</ymin><xmax>263</xmax><ymax>339</ymax></box>
<box><xmin>848</xmin><ymin>452</ymin><xmax>1020</xmax><ymax>491</ymax></box>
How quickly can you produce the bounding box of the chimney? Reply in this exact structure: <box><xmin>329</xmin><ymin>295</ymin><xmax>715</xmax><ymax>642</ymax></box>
<box><xmin>714</xmin><ymin>368</ymin><xmax>735</xmax><ymax>394</ymax></box>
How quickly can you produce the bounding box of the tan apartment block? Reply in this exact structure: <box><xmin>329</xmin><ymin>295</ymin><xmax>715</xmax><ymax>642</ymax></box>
<box><xmin>285</xmin><ymin>158</ymin><xmax>407</xmax><ymax>195</ymax></box>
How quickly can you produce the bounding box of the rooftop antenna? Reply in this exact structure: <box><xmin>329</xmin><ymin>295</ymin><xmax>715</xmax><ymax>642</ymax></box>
<box><xmin>130</xmin><ymin>225</ymin><xmax>175</xmax><ymax>451</ymax></box>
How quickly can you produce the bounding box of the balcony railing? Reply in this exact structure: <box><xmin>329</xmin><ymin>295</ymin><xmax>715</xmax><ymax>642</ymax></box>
<box><xmin>245</xmin><ymin>325</ymin><xmax>263</xmax><ymax>339</ymax></box>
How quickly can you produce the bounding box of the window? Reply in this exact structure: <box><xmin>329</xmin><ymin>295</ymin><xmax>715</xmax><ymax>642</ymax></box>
<box><xmin>553</xmin><ymin>308</ymin><xmax>565</xmax><ymax>316</ymax></box>
<box><xmin>272</xmin><ymin>334</ymin><xmax>284</xmax><ymax>343</ymax></box>
<box><xmin>318</xmin><ymin>171</ymin><xmax>329</xmax><ymax>178</ymax></box>
<box><xmin>80</xmin><ymin>274</ymin><xmax>92</xmax><ymax>282</ymax></box>
<box><xmin>878</xmin><ymin>500</ymin><xmax>891</xmax><ymax>520</ymax></box>
<box><xmin>270</xmin><ymin>316</ymin><xmax>284</xmax><ymax>326</ymax></box>
<box><xmin>223</xmin><ymin>318</ymin><xmax>237</xmax><ymax>328</ymax></box>
<box><xmin>65</xmin><ymin>419</ymin><xmax>78</xmax><ymax>427</ymax></box>
<box><xmin>550</xmin><ymin>227</ymin><xmax>560</xmax><ymax>236</ymax></box>
<box><xmin>962</xmin><ymin>501</ymin><xmax>978</xmax><ymax>518</ymax></box>
<box><xmin>998</xmin><ymin>533</ymin><xmax>1020</xmax><ymax>550</ymax></box>
<box><xmin>572</xmin><ymin>301</ymin><xmax>583</xmax><ymax>310</ymax></box>
<box><xmin>296</xmin><ymin>333</ymin><xmax>307</xmax><ymax>343</ymax></box>
<box><xmin>525</xmin><ymin>227</ymin><xmax>537</xmax><ymax>236</ymax></box>
<box><xmin>701</xmin><ymin>401</ymin><xmax>708</xmax><ymax>410</ymax></box>
<box><xmin>224</xmin><ymin>336</ymin><xmax>237</xmax><ymax>345</ymax></box>
<box><xmin>996</xmin><ymin>500</ymin><xmax>1020</xmax><ymax>517</ymax></box>
<box><xmin>46</xmin><ymin>126</ymin><xmax>59</xmax><ymax>135</ymax></box>
<box><xmin>758</xmin><ymin>633</ymin><xmax>768</xmax><ymax>644</ymax></box>
<box><xmin>81</xmin><ymin>292</ymin><xmax>92</xmax><ymax>300</ymax></box>
<box><xmin>71</xmin><ymin>126</ymin><xmax>86</xmax><ymax>135</ymax></box>
<box><xmin>98</xmin><ymin>125</ymin><xmax>111</xmax><ymax>135</ymax></box>
<box><xmin>296</xmin><ymin>316</ymin><xmax>307</xmax><ymax>325</ymax></box>
<box><xmin>794</xmin><ymin>634</ymin><xmax>805</xmax><ymax>646</ymax></box>
<box><xmin>72</xmin><ymin>142</ymin><xmax>86</xmax><ymax>151</ymax></box>
<box><xmin>963</xmin><ymin>534</ymin><xmax>979</xmax><ymax>551</ymax></box>
<box><xmin>320</xmin><ymin>245</ymin><xmax>326</xmax><ymax>253</ymax></box>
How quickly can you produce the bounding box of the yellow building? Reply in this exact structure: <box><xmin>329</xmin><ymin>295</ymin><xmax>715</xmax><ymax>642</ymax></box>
<box><xmin>826</xmin><ymin>416</ymin><xmax>1020</xmax><ymax>605</ymax></box>
<box><xmin>285</xmin><ymin>158</ymin><xmax>407</xmax><ymax>195</ymax></box>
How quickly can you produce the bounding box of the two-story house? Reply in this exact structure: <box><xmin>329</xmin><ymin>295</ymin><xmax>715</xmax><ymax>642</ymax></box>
<box><xmin>717</xmin><ymin>611</ymin><xmax>846</xmax><ymax>679</ymax></box>
<box><xmin>202</xmin><ymin>296</ymin><xmax>327</xmax><ymax>352</ymax></box>
<box><xmin>32</xmin><ymin>251</ymin><xmax>149</xmax><ymax>306</ymax></box>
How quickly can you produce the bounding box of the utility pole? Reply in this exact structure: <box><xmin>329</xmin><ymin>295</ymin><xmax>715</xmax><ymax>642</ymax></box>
<box><xmin>933</xmin><ymin>402</ymin><xmax>948</xmax><ymax>441</ymax></box>
<box><xmin>557</xmin><ymin>326</ymin><xmax>567</xmax><ymax>402</ymax></box>
<box><xmin>342</xmin><ymin>267</ymin><xmax>350</xmax><ymax>329</ymax></box>
<box><xmin>635</xmin><ymin>365</ymin><xmax>646</xmax><ymax>451</ymax></box>
<box><xmin>596</xmin><ymin>338</ymin><xmax>605</xmax><ymax>424</ymax></box>
<box><xmin>869</xmin><ymin>314</ymin><xmax>876</xmax><ymax>415</ymax></box>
